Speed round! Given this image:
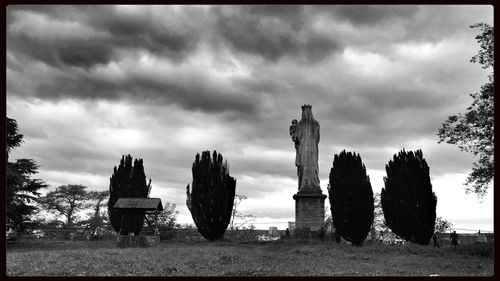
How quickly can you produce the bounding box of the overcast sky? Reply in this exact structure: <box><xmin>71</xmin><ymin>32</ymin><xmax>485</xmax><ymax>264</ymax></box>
<box><xmin>6</xmin><ymin>5</ymin><xmax>493</xmax><ymax>232</ymax></box>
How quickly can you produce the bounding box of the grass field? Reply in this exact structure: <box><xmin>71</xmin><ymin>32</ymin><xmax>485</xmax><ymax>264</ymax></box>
<box><xmin>6</xmin><ymin>239</ymin><xmax>493</xmax><ymax>276</ymax></box>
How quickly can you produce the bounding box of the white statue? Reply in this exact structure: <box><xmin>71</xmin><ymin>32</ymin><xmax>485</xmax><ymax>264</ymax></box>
<box><xmin>290</xmin><ymin>105</ymin><xmax>320</xmax><ymax>192</ymax></box>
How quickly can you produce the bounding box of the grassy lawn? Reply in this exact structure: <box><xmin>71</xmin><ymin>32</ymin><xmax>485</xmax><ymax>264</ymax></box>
<box><xmin>6</xmin><ymin>239</ymin><xmax>493</xmax><ymax>276</ymax></box>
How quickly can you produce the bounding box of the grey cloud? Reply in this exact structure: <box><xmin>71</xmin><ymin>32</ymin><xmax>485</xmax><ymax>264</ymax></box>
<box><xmin>231</xmin><ymin>158</ymin><xmax>296</xmax><ymax>180</ymax></box>
<box><xmin>325</xmin><ymin>5</ymin><xmax>419</xmax><ymax>26</ymax></box>
<box><xmin>88</xmin><ymin>8</ymin><xmax>199</xmax><ymax>60</ymax></box>
<box><xmin>212</xmin><ymin>6</ymin><xmax>343</xmax><ymax>63</ymax></box>
<box><xmin>58</xmin><ymin>42</ymin><xmax>116</xmax><ymax>68</ymax></box>
<box><xmin>27</xmin><ymin>138</ymin><xmax>116</xmax><ymax>177</ymax></box>
<box><xmin>7</xmin><ymin>20</ymin><xmax>116</xmax><ymax>69</ymax></box>
<box><xmin>7</xmin><ymin>5</ymin><xmax>201</xmax><ymax>68</ymax></box>
<box><xmin>33</xmin><ymin>70</ymin><xmax>260</xmax><ymax>115</ymax></box>
<box><xmin>250</xmin><ymin>207</ymin><xmax>293</xmax><ymax>219</ymax></box>
<box><xmin>400</xmin><ymin>6</ymin><xmax>493</xmax><ymax>43</ymax></box>
<box><xmin>426</xmin><ymin>145</ymin><xmax>476</xmax><ymax>177</ymax></box>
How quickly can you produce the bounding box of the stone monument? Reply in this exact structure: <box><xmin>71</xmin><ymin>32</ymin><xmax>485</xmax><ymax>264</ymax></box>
<box><xmin>290</xmin><ymin>104</ymin><xmax>327</xmax><ymax>238</ymax></box>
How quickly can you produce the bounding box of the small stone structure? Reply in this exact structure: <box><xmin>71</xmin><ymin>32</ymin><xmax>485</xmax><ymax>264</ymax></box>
<box><xmin>269</xmin><ymin>226</ymin><xmax>278</xmax><ymax>236</ymax></box>
<box><xmin>290</xmin><ymin>105</ymin><xmax>327</xmax><ymax>238</ymax></box>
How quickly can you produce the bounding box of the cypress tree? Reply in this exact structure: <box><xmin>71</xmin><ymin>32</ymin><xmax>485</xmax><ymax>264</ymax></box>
<box><xmin>328</xmin><ymin>150</ymin><xmax>374</xmax><ymax>246</ymax></box>
<box><xmin>186</xmin><ymin>150</ymin><xmax>236</xmax><ymax>242</ymax></box>
<box><xmin>108</xmin><ymin>154</ymin><xmax>151</xmax><ymax>235</ymax></box>
<box><xmin>381</xmin><ymin>149</ymin><xmax>437</xmax><ymax>245</ymax></box>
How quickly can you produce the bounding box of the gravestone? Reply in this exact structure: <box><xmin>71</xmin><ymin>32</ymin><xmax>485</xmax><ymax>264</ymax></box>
<box><xmin>290</xmin><ymin>105</ymin><xmax>327</xmax><ymax>238</ymax></box>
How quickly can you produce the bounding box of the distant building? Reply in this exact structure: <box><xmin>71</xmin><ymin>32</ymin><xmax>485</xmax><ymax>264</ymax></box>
<box><xmin>269</xmin><ymin>227</ymin><xmax>278</xmax><ymax>236</ymax></box>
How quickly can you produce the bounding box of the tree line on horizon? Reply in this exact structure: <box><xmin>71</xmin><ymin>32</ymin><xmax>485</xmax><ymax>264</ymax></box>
<box><xmin>4</xmin><ymin>116</ymin><xmax>444</xmax><ymax>246</ymax></box>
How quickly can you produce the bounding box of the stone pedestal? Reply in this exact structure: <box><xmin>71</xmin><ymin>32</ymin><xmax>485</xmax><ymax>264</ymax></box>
<box><xmin>293</xmin><ymin>192</ymin><xmax>327</xmax><ymax>238</ymax></box>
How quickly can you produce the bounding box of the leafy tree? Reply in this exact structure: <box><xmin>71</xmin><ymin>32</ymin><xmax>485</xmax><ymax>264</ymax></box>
<box><xmin>38</xmin><ymin>185</ymin><xmax>91</xmax><ymax>228</ymax></box>
<box><xmin>147</xmin><ymin>201</ymin><xmax>179</xmax><ymax>231</ymax></box>
<box><xmin>6</xmin><ymin>117</ymin><xmax>47</xmax><ymax>232</ymax></box>
<box><xmin>381</xmin><ymin>149</ymin><xmax>437</xmax><ymax>245</ymax></box>
<box><xmin>229</xmin><ymin>194</ymin><xmax>256</xmax><ymax>230</ymax></box>
<box><xmin>145</xmin><ymin>202</ymin><xmax>179</xmax><ymax>240</ymax></box>
<box><xmin>107</xmin><ymin>155</ymin><xmax>152</xmax><ymax>235</ymax></box>
<box><xmin>186</xmin><ymin>150</ymin><xmax>236</xmax><ymax>242</ymax></box>
<box><xmin>328</xmin><ymin>150</ymin><xmax>374</xmax><ymax>246</ymax></box>
<box><xmin>80</xmin><ymin>190</ymin><xmax>109</xmax><ymax>236</ymax></box>
<box><xmin>437</xmin><ymin>23</ymin><xmax>493</xmax><ymax>196</ymax></box>
<box><xmin>434</xmin><ymin>216</ymin><xmax>453</xmax><ymax>233</ymax></box>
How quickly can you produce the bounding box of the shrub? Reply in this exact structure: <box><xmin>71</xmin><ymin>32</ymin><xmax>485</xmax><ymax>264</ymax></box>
<box><xmin>328</xmin><ymin>150</ymin><xmax>374</xmax><ymax>246</ymax></box>
<box><xmin>381</xmin><ymin>149</ymin><xmax>437</xmax><ymax>245</ymax></box>
<box><xmin>186</xmin><ymin>151</ymin><xmax>236</xmax><ymax>242</ymax></box>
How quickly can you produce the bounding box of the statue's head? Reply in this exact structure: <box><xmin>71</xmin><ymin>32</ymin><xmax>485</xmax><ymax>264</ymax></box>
<box><xmin>301</xmin><ymin>104</ymin><xmax>314</xmax><ymax>119</ymax></box>
<box><xmin>301</xmin><ymin>104</ymin><xmax>312</xmax><ymax>111</ymax></box>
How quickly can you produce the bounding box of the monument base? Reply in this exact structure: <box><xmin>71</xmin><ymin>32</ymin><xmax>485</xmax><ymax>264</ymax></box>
<box><xmin>293</xmin><ymin>191</ymin><xmax>327</xmax><ymax>239</ymax></box>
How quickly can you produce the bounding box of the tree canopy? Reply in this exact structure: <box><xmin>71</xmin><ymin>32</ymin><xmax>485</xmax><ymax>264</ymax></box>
<box><xmin>38</xmin><ymin>185</ymin><xmax>91</xmax><ymax>228</ymax></box>
<box><xmin>437</xmin><ymin>23</ymin><xmax>494</xmax><ymax>196</ymax></box>
<box><xmin>6</xmin><ymin>117</ymin><xmax>47</xmax><ymax>232</ymax></box>
<box><xmin>381</xmin><ymin>149</ymin><xmax>437</xmax><ymax>245</ymax></box>
<box><xmin>186</xmin><ymin>150</ymin><xmax>236</xmax><ymax>242</ymax></box>
<box><xmin>108</xmin><ymin>154</ymin><xmax>152</xmax><ymax>235</ymax></box>
<box><xmin>328</xmin><ymin>150</ymin><xmax>374</xmax><ymax>246</ymax></box>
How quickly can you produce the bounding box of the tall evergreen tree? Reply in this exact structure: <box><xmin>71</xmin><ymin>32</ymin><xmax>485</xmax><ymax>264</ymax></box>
<box><xmin>6</xmin><ymin>117</ymin><xmax>47</xmax><ymax>232</ymax></box>
<box><xmin>381</xmin><ymin>149</ymin><xmax>437</xmax><ymax>245</ymax></box>
<box><xmin>186</xmin><ymin>150</ymin><xmax>236</xmax><ymax>242</ymax></box>
<box><xmin>107</xmin><ymin>154</ymin><xmax>151</xmax><ymax>235</ymax></box>
<box><xmin>328</xmin><ymin>150</ymin><xmax>374</xmax><ymax>246</ymax></box>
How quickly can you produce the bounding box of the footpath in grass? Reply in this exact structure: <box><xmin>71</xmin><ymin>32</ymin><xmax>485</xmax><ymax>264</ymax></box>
<box><xmin>6</xmin><ymin>240</ymin><xmax>493</xmax><ymax>276</ymax></box>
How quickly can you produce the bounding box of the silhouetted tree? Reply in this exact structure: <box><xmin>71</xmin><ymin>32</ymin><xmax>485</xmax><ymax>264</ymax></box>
<box><xmin>80</xmin><ymin>190</ymin><xmax>109</xmax><ymax>236</ymax></box>
<box><xmin>186</xmin><ymin>150</ymin><xmax>236</xmax><ymax>242</ymax></box>
<box><xmin>38</xmin><ymin>185</ymin><xmax>91</xmax><ymax>228</ymax></box>
<box><xmin>6</xmin><ymin>117</ymin><xmax>48</xmax><ymax>233</ymax></box>
<box><xmin>438</xmin><ymin>23</ymin><xmax>493</xmax><ymax>196</ymax></box>
<box><xmin>381</xmin><ymin>149</ymin><xmax>437</xmax><ymax>245</ymax></box>
<box><xmin>108</xmin><ymin>155</ymin><xmax>151</xmax><ymax>235</ymax></box>
<box><xmin>229</xmin><ymin>194</ymin><xmax>255</xmax><ymax>230</ymax></box>
<box><xmin>328</xmin><ymin>150</ymin><xmax>374</xmax><ymax>246</ymax></box>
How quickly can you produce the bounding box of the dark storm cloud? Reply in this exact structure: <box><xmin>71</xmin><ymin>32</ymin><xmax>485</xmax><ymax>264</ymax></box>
<box><xmin>32</xmin><ymin>71</ymin><xmax>259</xmax><ymax>115</ymax></box>
<box><xmin>212</xmin><ymin>5</ymin><xmax>343</xmax><ymax>63</ymax></box>
<box><xmin>326</xmin><ymin>5</ymin><xmax>419</xmax><ymax>26</ymax></box>
<box><xmin>8</xmin><ymin>34</ymin><xmax>116</xmax><ymax>69</ymax></box>
<box><xmin>85</xmin><ymin>6</ymin><xmax>200</xmax><ymax>60</ymax></box>
<box><xmin>7</xmin><ymin>5</ymin><xmax>201</xmax><ymax>68</ymax></box>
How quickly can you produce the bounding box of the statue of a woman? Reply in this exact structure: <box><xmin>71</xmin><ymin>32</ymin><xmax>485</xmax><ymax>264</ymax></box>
<box><xmin>291</xmin><ymin>105</ymin><xmax>320</xmax><ymax>192</ymax></box>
